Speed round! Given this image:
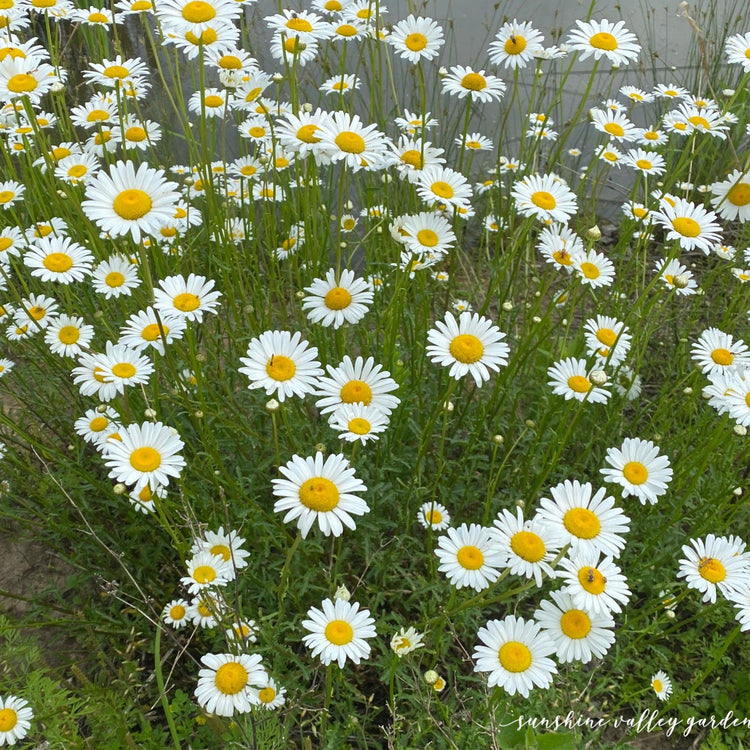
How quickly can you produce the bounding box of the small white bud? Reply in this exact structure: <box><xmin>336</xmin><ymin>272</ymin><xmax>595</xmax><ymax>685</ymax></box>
<box><xmin>734</xmin><ymin>424</ymin><xmax>747</xmax><ymax>436</ymax></box>
<box><xmin>266</xmin><ymin>399</ymin><xmax>280</xmax><ymax>412</ymax></box>
<box><xmin>144</xmin><ymin>408</ymin><xmax>157</xmax><ymax>419</ymax></box>
<box><xmin>733</xmin><ymin>486</ymin><xmax>743</xmax><ymax>496</ymax></box>
<box><xmin>673</xmin><ymin>274</ymin><xmax>690</xmax><ymax>289</ymax></box>
<box><xmin>194</xmin><ymin>410</ymin><xmax>204</xmax><ymax>418</ymax></box>
<box><xmin>443</xmin><ymin>401</ymin><xmax>454</xmax><ymax>412</ymax></box>
<box><xmin>590</xmin><ymin>370</ymin><xmax>607</xmax><ymax>386</ymax></box>
<box><xmin>302</xmin><ymin>102</ymin><xmax>313</xmax><ymax>112</ymax></box>
<box><xmin>493</xmin><ymin>434</ymin><xmax>504</xmax><ymax>445</ymax></box>
<box><xmin>502</xmin><ymin>301</ymin><xmax>513</xmax><ymax>311</ymax></box>
<box><xmin>113</xmin><ymin>483</ymin><xmax>127</xmax><ymax>495</ymax></box>
<box><xmin>423</xmin><ymin>670</ymin><xmax>439</xmax><ymax>685</ymax></box>
<box><xmin>334</xmin><ymin>585</ymin><xmax>351</xmax><ymax>602</ymax></box>
<box><xmin>586</xmin><ymin>225</ymin><xmax>602</xmax><ymax>241</ymax></box>
<box><xmin>682</xmin><ymin>387</ymin><xmax>693</xmax><ymax>395</ymax></box>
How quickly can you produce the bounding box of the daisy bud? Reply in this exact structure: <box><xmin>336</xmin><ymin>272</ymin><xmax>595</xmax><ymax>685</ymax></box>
<box><xmin>51</xmin><ymin>81</ymin><xmax>66</xmax><ymax>93</ymax></box>
<box><xmin>266</xmin><ymin>399</ymin><xmax>280</xmax><ymax>412</ymax></box>
<box><xmin>532</xmin><ymin>315</ymin><xmax>542</xmax><ymax>323</ymax></box>
<box><xmin>381</xmin><ymin>174</ymin><xmax>392</xmax><ymax>184</ymax></box>
<box><xmin>314</xmin><ymin>443</ymin><xmax>327</xmax><ymax>454</ymax></box>
<box><xmin>345</xmin><ymin>200</ymin><xmax>354</xmax><ymax>210</ymax></box>
<box><xmin>493</xmin><ymin>434</ymin><xmax>504</xmax><ymax>445</ymax></box>
<box><xmin>376</xmin><ymin>227</ymin><xmax>383</xmax><ymax>234</ymax></box>
<box><xmin>194</xmin><ymin>410</ymin><xmax>204</xmax><ymax>418</ymax></box>
<box><xmin>683</xmin><ymin>387</ymin><xmax>693</xmax><ymax>395</ymax></box>
<box><xmin>586</xmin><ymin>225</ymin><xmax>602</xmax><ymax>241</ymax></box>
<box><xmin>144</xmin><ymin>408</ymin><xmax>157</xmax><ymax>419</ymax></box>
<box><xmin>590</xmin><ymin>370</ymin><xmax>608</xmax><ymax>386</ymax></box>
<box><xmin>723</xmin><ymin>89</ymin><xmax>735</xmax><ymax>96</ymax></box>
<box><xmin>734</xmin><ymin>487</ymin><xmax>743</xmax><ymax>496</ymax></box>
<box><xmin>666</xmin><ymin>609</ymin><xmax>676</xmax><ymax>619</ymax></box>
<box><xmin>734</xmin><ymin>424</ymin><xmax>747</xmax><ymax>436</ymax></box>
<box><xmin>423</xmin><ymin>669</ymin><xmax>439</xmax><ymax>685</ymax></box>
<box><xmin>94</xmin><ymin>310</ymin><xmax>104</xmax><ymax>318</ymax></box>
<box><xmin>443</xmin><ymin>401</ymin><xmax>454</xmax><ymax>412</ymax></box>
<box><xmin>334</xmin><ymin>585</ymin><xmax>351</xmax><ymax>602</ymax></box>
<box><xmin>673</xmin><ymin>274</ymin><xmax>690</xmax><ymax>289</ymax></box>
<box><xmin>339</xmin><ymin>242</ymin><xmax>347</xmax><ymax>249</ymax></box>
<box><xmin>502</xmin><ymin>301</ymin><xmax>513</xmax><ymax>311</ymax></box>
<box><xmin>302</xmin><ymin>102</ymin><xmax>313</xmax><ymax>112</ymax></box>
<box><xmin>113</xmin><ymin>483</ymin><xmax>126</xmax><ymax>495</ymax></box>
<box><xmin>272</xmin><ymin>72</ymin><xmax>284</xmax><ymax>82</ymax></box>
<box><xmin>68</xmin><ymin>444</ymin><xmax>75</xmax><ymax>451</ymax></box>
<box><xmin>195</xmin><ymin>353</ymin><xmax>207</xmax><ymax>363</ymax></box>
<box><xmin>296</xmin><ymin>290</ymin><xmax>305</xmax><ymax>299</ymax></box>
<box><xmin>525</xmin><ymin>419</ymin><xmax>535</xmax><ymax>428</ymax></box>
<box><xmin>438</xmin><ymin>67</ymin><xmax>448</xmax><ymax>76</ymax></box>
<box><xmin>96</xmin><ymin>404</ymin><xmax>109</xmax><ymax>413</ymax></box>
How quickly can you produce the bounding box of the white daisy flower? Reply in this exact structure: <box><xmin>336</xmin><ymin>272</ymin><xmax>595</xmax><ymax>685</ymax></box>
<box><xmin>725</xmin><ymin>32</ymin><xmax>750</xmax><ymax>71</ymax></box>
<box><xmin>74</xmin><ymin>407</ymin><xmax>122</xmax><ymax>447</ymax></box>
<box><xmin>416</xmin><ymin>164</ymin><xmax>473</xmax><ymax>210</ymax></box>
<box><xmin>390</xmin><ymin>626</ymin><xmax>425</xmax><ymax>656</ymax></box>
<box><xmin>250</xmin><ymin>677</ymin><xmax>286</xmax><ymax>710</ymax></box>
<box><xmin>388</xmin><ymin>14</ymin><xmax>444</xmax><ymax>63</ymax></box>
<box><xmin>547</xmin><ymin>357</ymin><xmax>611</xmax><ymax>404</ymax></box>
<box><xmin>162</xmin><ymin>598</ymin><xmax>190</xmax><ymax>629</ymax></box>
<box><xmin>558</xmin><ymin>550</ymin><xmax>632</xmax><ymax>615</ymax></box>
<box><xmin>271</xmin><ymin>452</ymin><xmax>369</xmax><ymax>538</ymax></box>
<box><xmin>153</xmin><ymin>273</ymin><xmax>221</xmax><ymax>323</ymax></box>
<box><xmin>566</xmin><ymin>18</ymin><xmax>640</xmax><ymax>66</ymax></box>
<box><xmin>711</xmin><ymin>169</ymin><xmax>750</xmax><ymax>222</ymax></box>
<box><xmin>691</xmin><ymin>327</ymin><xmax>750</xmax><ymax>375</ymax></box>
<box><xmin>194</xmin><ymin>652</ymin><xmax>267</xmax><ymax>717</ymax></box>
<box><xmin>677</xmin><ymin>534</ymin><xmax>750</xmax><ymax>603</ymax></box>
<box><xmin>573</xmin><ymin>249</ymin><xmax>616</xmax><ymax>288</ymax></box>
<box><xmin>434</xmin><ymin>522</ymin><xmax>505</xmax><ymax>591</ymax></box>
<box><xmin>118</xmin><ymin>307</ymin><xmax>186</xmax><ymax>354</ymax></box>
<box><xmin>652</xmin><ymin>197</ymin><xmax>723</xmax><ymax>254</ymax></box>
<box><xmin>328</xmin><ymin>403</ymin><xmax>390</xmax><ymax>444</ymax></box>
<box><xmin>302</xmin><ymin>597</ymin><xmax>376</xmax><ymax>668</ymax></box>
<box><xmin>44</xmin><ymin>314</ymin><xmax>94</xmax><ymax>358</ymax></box>
<box><xmin>651</xmin><ymin>671</ymin><xmax>672</xmax><ymax>700</ymax></box>
<box><xmin>512</xmin><ymin>173</ymin><xmax>578</xmax><ymax>224</ymax></box>
<box><xmin>426</xmin><ymin>311</ymin><xmax>510</xmax><ymax>387</ymax></box>
<box><xmin>92</xmin><ymin>254</ymin><xmax>141</xmax><ymax>298</ymax></box>
<box><xmin>302</xmin><ymin>268</ymin><xmax>373</xmax><ymax>329</ymax></box>
<box><xmin>583</xmin><ymin>315</ymin><xmax>631</xmax><ymax>367</ymax></box>
<box><xmin>181</xmin><ymin>550</ymin><xmax>233</xmax><ymax>595</ymax></box>
<box><xmin>0</xmin><ymin>694</ymin><xmax>33</xmax><ymax>746</ymax></box>
<box><xmin>316</xmin><ymin>111</ymin><xmax>390</xmax><ymax>172</ymax></box>
<box><xmin>488</xmin><ymin>19</ymin><xmax>544</xmax><ymax>69</ymax></box>
<box><xmin>191</xmin><ymin>526</ymin><xmax>250</xmax><ymax>580</ymax></box>
<box><xmin>472</xmin><ymin>615</ymin><xmax>557</xmax><ymax>697</ymax></box>
<box><xmin>417</xmin><ymin>501</ymin><xmax>450</xmax><ymax>530</ymax></box>
<box><xmin>314</xmin><ymin>356</ymin><xmax>400</xmax><ymax>416</ymax></box>
<box><xmin>441</xmin><ymin>65</ymin><xmax>506</xmax><ymax>103</ymax></box>
<box><xmin>600</xmin><ymin>437</ymin><xmax>673</xmax><ymax>505</ymax></box>
<box><xmin>654</xmin><ymin>258</ymin><xmax>697</xmax><ymax>295</ymax></box>
<box><xmin>97</xmin><ymin>341</ymin><xmax>154</xmax><ymax>395</ymax></box>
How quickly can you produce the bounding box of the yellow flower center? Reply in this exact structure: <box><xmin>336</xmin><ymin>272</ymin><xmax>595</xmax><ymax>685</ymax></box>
<box><xmin>596</xmin><ymin>328</ymin><xmax>617</xmax><ymax>347</ymax></box>
<box><xmin>589</xmin><ymin>31</ymin><xmax>618</xmax><ymax>51</ymax></box>
<box><xmin>43</xmin><ymin>252</ymin><xmax>73</xmax><ymax>272</ymax></box>
<box><xmin>0</xmin><ymin>191</ymin><xmax>14</xmax><ymax>204</ymax></box>
<box><xmin>335</xmin><ymin>23</ymin><xmax>357</xmax><ymax>36</ymax></box>
<box><xmin>214</xmin><ymin>662</ymin><xmax>248</xmax><ymax>695</ymax></box>
<box><xmin>430</xmin><ymin>180</ymin><xmax>454</xmax><ymax>199</ymax></box>
<box><xmin>28</xmin><ymin>306</ymin><xmax>46</xmax><ymax>320</ymax></box>
<box><xmin>185</xmin><ymin>28</ymin><xmax>218</xmax><ymax>44</ymax></box>
<box><xmin>510</xmin><ymin>530</ymin><xmax>546</xmax><ymax>562</ymax></box>
<box><xmin>698</xmin><ymin>557</ymin><xmax>726</xmax><ymax>583</ymax></box>
<box><xmin>578</xmin><ymin>566</ymin><xmax>607</xmax><ymax>594</ymax></box>
<box><xmin>299</xmin><ymin>477</ymin><xmax>339</xmax><ymax>512</ymax></box>
<box><xmin>90</xmin><ymin>416</ymin><xmax>108</xmax><ymax>432</ymax></box>
<box><xmin>633</xmin><ymin>207</ymin><xmax>648</xmax><ymax>218</ymax></box>
<box><xmin>324</xmin><ymin>0</ymin><xmax>341</xmax><ymax>8</ymax></box>
<box><xmin>635</xmin><ymin>159</ymin><xmax>653</xmax><ymax>170</ymax></box>
<box><xmin>132</xmin><ymin>0</ymin><xmax>152</xmax><ymax>8</ymax></box>
<box><xmin>0</xmin><ymin>238</ymin><xmax>10</xmax><ymax>251</ymax></box>
<box><xmin>711</xmin><ymin>348</ymin><xmax>733</xmax><ymax>365</ymax></box>
<box><xmin>560</xmin><ymin>609</ymin><xmax>591</xmax><ymax>638</ymax></box>
<box><xmin>425</xmin><ymin>509</ymin><xmax>442</xmax><ymax>524</ymax></box>
<box><xmin>258</xmin><ymin>686</ymin><xmax>276</xmax><ymax>703</ymax></box>
<box><xmin>505</xmin><ymin>34</ymin><xmax>527</xmax><ymax>54</ymax></box>
<box><xmin>727</xmin><ymin>184</ymin><xmax>750</xmax><ymax>206</ymax></box>
<box><xmin>553</xmin><ymin>250</ymin><xmax>573</xmax><ymax>266</ymax></box>
<box><xmin>193</xmin><ymin>565</ymin><xmax>216</xmax><ymax>584</ymax></box>
<box><xmin>416</xmin><ymin>228</ymin><xmax>438</xmax><ymax>247</ymax></box>
<box><xmin>182</xmin><ymin>0</ymin><xmax>215</xmax><ymax>23</ymax></box>
<box><xmin>604</xmin><ymin>122</ymin><xmax>625</xmax><ymax>137</ymax></box>
<box><xmin>334</xmin><ymin>131</ymin><xmax>365</xmax><ymax>154</ymax></box>
<box><xmin>461</xmin><ymin>72</ymin><xmax>487</xmax><ymax>91</ymax></box>
<box><xmin>688</xmin><ymin>115</ymin><xmax>710</xmax><ymax>129</ymax></box>
<box><xmin>405</xmin><ymin>32</ymin><xmax>427</xmax><ymax>51</ymax></box>
<box><xmin>324</xmin><ymin>286</ymin><xmax>352</xmax><ymax>310</ymax></box>
<box><xmin>113</xmin><ymin>188</ymin><xmax>152</xmax><ymax>220</ymax></box>
<box><xmin>52</xmin><ymin>146</ymin><xmax>71</xmax><ymax>160</ymax></box>
<box><xmin>112</xmin><ymin>362</ymin><xmax>136</xmax><ymax>378</ymax></box>
<box><xmin>567</xmin><ymin>375</ymin><xmax>591</xmax><ymax>393</ymax></box>
<box><xmin>126</xmin><ymin>126</ymin><xmax>147</xmax><ymax>142</ymax></box>
<box><xmin>0</xmin><ymin>708</ymin><xmax>17</xmax><ymax>732</ymax></box>
<box><xmin>644</xmin><ymin>131</ymin><xmax>659</xmax><ymax>141</ymax></box>
<box><xmin>653</xmin><ymin>679</ymin><xmax>663</xmax><ymax>692</ymax></box>
<box><xmin>297</xmin><ymin>124</ymin><xmax>320</xmax><ymax>143</ymax></box>
<box><xmin>204</xmin><ymin>94</ymin><xmax>223</xmax><ymax>108</ymax></box>
<box><xmin>142</xmin><ymin>323</ymin><xmax>168</xmax><ymax>341</ymax></box>
<box><xmin>563</xmin><ymin>507</ymin><xmax>601</xmax><ymax>539</ymax></box>
<box><xmin>88</xmin><ymin>9</ymin><xmax>108</xmax><ymax>20</ymax></box>
<box><xmin>209</xmin><ymin>543</ymin><xmax>231</xmax><ymax>561</ymax></box>
<box><xmin>68</xmin><ymin>164</ymin><xmax>88</xmax><ymax>178</ymax></box>
<box><xmin>87</xmin><ymin>108</ymin><xmax>111</xmax><ymax>122</ymax></box>
<box><xmin>35</xmin><ymin>225</ymin><xmax>53</xmax><ymax>237</ymax></box>
<box><xmin>103</xmin><ymin>64</ymin><xmax>130</xmax><ymax>78</ymax></box>
<box><xmin>58</xmin><ymin>325</ymin><xmax>80</xmax><ymax>344</ymax></box>
<box><xmin>449</xmin><ymin>333</ymin><xmax>484</xmax><ymax>364</ymax></box>
<box><xmin>531</xmin><ymin>190</ymin><xmax>556</xmax><ymax>210</ymax></box>
<box><xmin>169</xmin><ymin>604</ymin><xmax>186</xmax><ymax>620</ymax></box>
<box><xmin>266</xmin><ymin>354</ymin><xmax>296</xmax><ymax>381</ymax></box>
<box><xmin>218</xmin><ymin>54</ymin><xmax>242</xmax><ymax>69</ymax></box>
<box><xmin>248</xmin><ymin>126</ymin><xmax>266</xmax><ymax>138</ymax></box>
<box><xmin>622</xmin><ymin>461</ymin><xmax>648</xmax><ymax>484</ymax></box>
<box><xmin>671</xmin><ymin>216</ymin><xmax>700</xmax><ymax>237</ymax></box>
<box><xmin>105</xmin><ymin>271</ymin><xmax>125</xmax><ymax>287</ymax></box>
<box><xmin>7</xmin><ymin>73</ymin><xmax>37</xmax><ymax>93</ymax></box>
<box><xmin>340</xmin><ymin>380</ymin><xmax>372</xmax><ymax>405</ymax></box>
<box><xmin>283</xmin><ymin>37</ymin><xmax>304</xmax><ymax>53</ymax></box>
<box><xmin>456</xmin><ymin>544</ymin><xmax>484</xmax><ymax>569</ymax></box>
<box><xmin>173</xmin><ymin>292</ymin><xmax>200</xmax><ymax>312</ymax></box>
<box><xmin>325</xmin><ymin>619</ymin><xmax>353</xmax><ymax>645</ymax></box>
<box><xmin>286</xmin><ymin>16</ymin><xmax>312</xmax><ymax>32</ymax></box>
<box><xmin>129</xmin><ymin>446</ymin><xmax>161</xmax><ymax>472</ymax></box>
<box><xmin>348</xmin><ymin>417</ymin><xmax>371</xmax><ymax>435</ymax></box>
<box><xmin>580</xmin><ymin>262</ymin><xmax>600</xmax><ymax>279</ymax></box>
<box><xmin>498</xmin><ymin>641</ymin><xmax>532</xmax><ymax>672</ymax></box>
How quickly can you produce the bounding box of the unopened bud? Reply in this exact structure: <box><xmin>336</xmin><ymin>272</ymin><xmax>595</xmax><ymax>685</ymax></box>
<box><xmin>314</xmin><ymin>443</ymin><xmax>327</xmax><ymax>454</ymax></box>
<box><xmin>144</xmin><ymin>408</ymin><xmax>157</xmax><ymax>419</ymax></box>
<box><xmin>590</xmin><ymin>370</ymin><xmax>607</xmax><ymax>386</ymax></box>
<box><xmin>443</xmin><ymin>401</ymin><xmax>454</xmax><ymax>412</ymax></box>
<box><xmin>673</xmin><ymin>274</ymin><xmax>690</xmax><ymax>289</ymax></box>
<box><xmin>266</xmin><ymin>399</ymin><xmax>280</xmax><ymax>412</ymax></box>
<box><xmin>334</xmin><ymin>585</ymin><xmax>351</xmax><ymax>602</ymax></box>
<box><xmin>113</xmin><ymin>483</ymin><xmax>127</xmax><ymax>495</ymax></box>
<box><xmin>734</xmin><ymin>424</ymin><xmax>747</xmax><ymax>436</ymax></box>
<box><xmin>493</xmin><ymin>434</ymin><xmax>504</xmax><ymax>445</ymax></box>
<box><xmin>502</xmin><ymin>301</ymin><xmax>513</xmax><ymax>311</ymax></box>
<box><xmin>423</xmin><ymin>670</ymin><xmax>439</xmax><ymax>685</ymax></box>
<box><xmin>586</xmin><ymin>225</ymin><xmax>602</xmax><ymax>241</ymax></box>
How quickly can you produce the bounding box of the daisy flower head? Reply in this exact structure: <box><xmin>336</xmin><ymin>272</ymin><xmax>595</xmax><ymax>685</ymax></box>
<box><xmin>103</xmin><ymin>420</ymin><xmax>186</xmax><ymax>492</ymax></box>
<box><xmin>74</xmin><ymin>407</ymin><xmax>121</xmax><ymax>446</ymax></box>
<box><xmin>92</xmin><ymin>254</ymin><xmax>140</xmax><ymax>298</ymax></box>
<box><xmin>82</xmin><ymin>55</ymin><xmax>149</xmax><ymax>88</ymax></box>
<box><xmin>191</xmin><ymin>526</ymin><xmax>250</xmax><ymax>579</ymax></box>
<box><xmin>620</xmin><ymin>85</ymin><xmax>653</xmax><ymax>104</ymax></box>
<box><xmin>97</xmin><ymin>341</ymin><xmax>154</xmax><ymax>395</ymax></box>
<box><xmin>711</xmin><ymin>169</ymin><xmax>750</xmax><ymax>222</ymax></box>
<box><xmin>566</xmin><ymin>18</ymin><xmax>640</xmax><ymax>66</ymax></box>
<box><xmin>584</xmin><ymin>315</ymin><xmax>631</xmax><ymax>367</ymax></box>
<box><xmin>265</xmin><ymin>8</ymin><xmax>331</xmax><ymax>45</ymax></box>
<box><xmin>54</xmin><ymin>152</ymin><xmax>101</xmax><ymax>185</ymax></box>
<box><xmin>239</xmin><ymin>330</ymin><xmax>323</xmax><ymax>402</ymax></box>
<box><xmin>417</xmin><ymin>501</ymin><xmax>450</xmax><ymax>530</ymax></box>
<box><xmin>388</xmin><ymin>14</ymin><xmax>444</xmax><ymax>63</ymax></box>
<box><xmin>400</xmin><ymin>211</ymin><xmax>456</xmax><ymax>257</ymax></box>
<box><xmin>82</xmin><ymin>160</ymin><xmax>180</xmax><ymax>244</ymax></box>
<box><xmin>534</xmin><ymin>590</ymin><xmax>615</xmax><ymax>664</ymax></box>
<box><xmin>0</xmin><ymin>694</ymin><xmax>33</xmax><ymax>746</ymax></box>
<box><xmin>328</xmin><ymin>403</ymin><xmax>389</xmax><ymax>444</ymax></box>
<box><xmin>426</xmin><ymin>311</ymin><xmax>510</xmax><ymax>387</ymax></box>
<box><xmin>181</xmin><ymin>550</ymin><xmax>232</xmax><ymax>595</ymax></box>
<box><xmin>652</xmin><ymin>197</ymin><xmax>722</xmax><ymax>254</ymax></box>
<box><xmin>434</xmin><ymin>522</ymin><xmax>505</xmax><ymax>591</ymax></box>
<box><xmin>691</xmin><ymin>327</ymin><xmax>750</xmax><ymax>375</ymax></box>
<box><xmin>153</xmin><ymin>273</ymin><xmax>221</xmax><ymax>323</ymax></box>
<box><xmin>45</xmin><ymin>314</ymin><xmax>94</xmax><ymax>358</ymax></box>
<box><xmin>725</xmin><ymin>32</ymin><xmax>750</xmax><ymax>71</ymax></box>
<box><xmin>590</xmin><ymin>108</ymin><xmax>640</xmax><ymax>142</ymax></box>
<box><xmin>118</xmin><ymin>307</ymin><xmax>186</xmax><ymax>355</ymax></box>
<box><xmin>314</xmin><ymin>355</ymin><xmax>400</xmax><ymax>416</ymax></box>
<box><xmin>600</xmin><ymin>437</ymin><xmax>672</xmax><ymax>505</ymax></box>
<box><xmin>491</xmin><ymin>507</ymin><xmax>563</xmax><ymax>586</ymax></box>
<box><xmin>316</xmin><ymin>111</ymin><xmax>389</xmax><ymax>172</ymax></box>
<box><xmin>0</xmin><ymin>55</ymin><xmax>58</xmax><ymax>105</ymax></box>
<box><xmin>441</xmin><ymin>65</ymin><xmax>506</xmax><ymax>103</ymax></box>
<box><xmin>623</xmin><ymin>148</ymin><xmax>666</xmax><ymax>176</ymax></box>
<box><xmin>654</xmin><ymin>257</ymin><xmax>697</xmax><ymax>295</ymax></box>
<box><xmin>250</xmin><ymin>677</ymin><xmax>286</xmax><ymax>710</ymax></box>
<box><xmin>415</xmin><ymin>164</ymin><xmax>473</xmax><ymax>210</ymax></box>
<box><xmin>488</xmin><ymin>19</ymin><xmax>544</xmax><ymax>69</ymax></box>
<box><xmin>538</xmin><ymin>479</ymin><xmax>631</xmax><ymax>559</ymax></box>
<box><xmin>547</xmin><ymin>357</ymin><xmax>611</xmax><ymax>404</ymax></box>
<box><xmin>391</xmin><ymin>626</ymin><xmax>425</xmax><ymax>656</ymax></box>
<box><xmin>162</xmin><ymin>598</ymin><xmax>190</xmax><ymax>629</ymax></box>
<box><xmin>188</xmin><ymin>594</ymin><xmax>224</xmax><ymax>629</ymax></box>
<box><xmin>651</xmin><ymin>671</ymin><xmax>673</xmax><ymax>701</ymax></box>
<box><xmin>302</xmin><ymin>597</ymin><xmax>376</xmax><ymax>668</ymax></box>
<box><xmin>24</xmin><ymin>236</ymin><xmax>94</xmax><ymax>284</ymax></box>
<box><xmin>129</xmin><ymin>482</ymin><xmax>166</xmax><ymax>514</ymax></box>
<box><xmin>677</xmin><ymin>534</ymin><xmax>750</xmax><ymax>604</ymax></box>
<box><xmin>302</xmin><ymin>268</ymin><xmax>373</xmax><ymax>329</ymax></box>
<box><xmin>512</xmin><ymin>173</ymin><xmax>578</xmax><ymax>224</ymax></box>
<box><xmin>558</xmin><ymin>550</ymin><xmax>632</xmax><ymax>615</ymax></box>
<box><xmin>537</xmin><ymin>222</ymin><xmax>584</xmax><ymax>272</ymax></box>
<box><xmin>194</xmin><ymin>652</ymin><xmax>267</xmax><ymax>717</ymax></box>
<box><xmin>390</xmin><ymin>136</ymin><xmax>446</xmax><ymax>183</ymax></box>
<box><xmin>0</xmin><ymin>180</ymin><xmax>24</xmax><ymax>209</ymax></box>
<box><xmin>156</xmin><ymin>0</ymin><xmax>240</xmax><ymax>36</ymax></box>
<box><xmin>472</xmin><ymin>615</ymin><xmax>557</xmax><ymax>697</ymax></box>
<box><xmin>574</xmin><ymin>248</ymin><xmax>616</xmax><ymax>288</ymax></box>
<box><xmin>272</xmin><ymin>452</ymin><xmax>369</xmax><ymax>539</ymax></box>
